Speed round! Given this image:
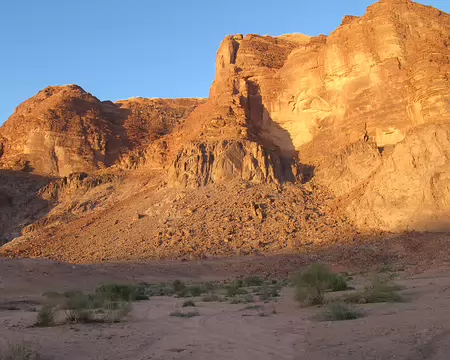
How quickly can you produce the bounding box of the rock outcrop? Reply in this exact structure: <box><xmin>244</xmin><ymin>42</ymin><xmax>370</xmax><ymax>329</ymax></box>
<box><xmin>171</xmin><ymin>140</ymin><xmax>298</xmax><ymax>187</ymax></box>
<box><xmin>204</xmin><ymin>0</ymin><xmax>449</xmax><ymax>166</ymax></box>
<box><xmin>0</xmin><ymin>85</ymin><xmax>204</xmax><ymax>176</ymax></box>
<box><xmin>349</xmin><ymin>123</ymin><xmax>450</xmax><ymax>231</ymax></box>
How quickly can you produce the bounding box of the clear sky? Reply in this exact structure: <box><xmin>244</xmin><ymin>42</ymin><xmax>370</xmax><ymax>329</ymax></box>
<box><xmin>0</xmin><ymin>0</ymin><xmax>448</xmax><ymax>125</ymax></box>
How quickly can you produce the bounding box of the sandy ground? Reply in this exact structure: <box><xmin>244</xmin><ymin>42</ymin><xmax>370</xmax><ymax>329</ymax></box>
<box><xmin>2</xmin><ymin>257</ymin><xmax>450</xmax><ymax>359</ymax></box>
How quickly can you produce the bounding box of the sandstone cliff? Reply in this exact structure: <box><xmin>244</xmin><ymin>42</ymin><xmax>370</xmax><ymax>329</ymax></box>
<box><xmin>1</xmin><ymin>0</ymin><xmax>450</xmax><ymax>262</ymax></box>
<box><xmin>0</xmin><ymin>85</ymin><xmax>204</xmax><ymax>176</ymax></box>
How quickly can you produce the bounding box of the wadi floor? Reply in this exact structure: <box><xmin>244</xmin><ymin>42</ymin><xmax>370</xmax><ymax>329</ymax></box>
<box><xmin>2</xmin><ymin>253</ymin><xmax>450</xmax><ymax>360</ymax></box>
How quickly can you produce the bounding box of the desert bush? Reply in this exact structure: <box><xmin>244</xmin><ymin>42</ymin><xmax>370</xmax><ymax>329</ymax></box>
<box><xmin>172</xmin><ymin>280</ymin><xmax>186</xmax><ymax>292</ymax></box>
<box><xmin>95</xmin><ymin>283</ymin><xmax>148</xmax><ymax>302</ymax></box>
<box><xmin>35</xmin><ymin>304</ymin><xmax>56</xmax><ymax>327</ymax></box>
<box><xmin>65</xmin><ymin>299</ymin><xmax>131</xmax><ymax>324</ymax></box>
<box><xmin>229</xmin><ymin>294</ymin><xmax>254</xmax><ymax>304</ymax></box>
<box><xmin>102</xmin><ymin>301</ymin><xmax>132</xmax><ymax>323</ymax></box>
<box><xmin>170</xmin><ymin>310</ymin><xmax>199</xmax><ymax>318</ymax></box>
<box><xmin>343</xmin><ymin>277</ymin><xmax>403</xmax><ymax>304</ymax></box>
<box><xmin>315</xmin><ymin>302</ymin><xmax>363</xmax><ymax>321</ymax></box>
<box><xmin>182</xmin><ymin>300</ymin><xmax>196</xmax><ymax>307</ymax></box>
<box><xmin>187</xmin><ymin>285</ymin><xmax>203</xmax><ymax>297</ymax></box>
<box><xmin>147</xmin><ymin>283</ymin><xmax>175</xmax><ymax>297</ymax></box>
<box><xmin>0</xmin><ymin>343</ymin><xmax>40</xmax><ymax>360</ymax></box>
<box><xmin>294</xmin><ymin>264</ymin><xmax>333</xmax><ymax>306</ymax></box>
<box><xmin>294</xmin><ymin>264</ymin><xmax>349</xmax><ymax>306</ymax></box>
<box><xmin>329</xmin><ymin>275</ymin><xmax>348</xmax><ymax>292</ymax></box>
<box><xmin>243</xmin><ymin>276</ymin><xmax>263</xmax><ymax>287</ymax></box>
<box><xmin>258</xmin><ymin>285</ymin><xmax>280</xmax><ymax>301</ymax></box>
<box><xmin>226</xmin><ymin>279</ymin><xmax>246</xmax><ymax>297</ymax></box>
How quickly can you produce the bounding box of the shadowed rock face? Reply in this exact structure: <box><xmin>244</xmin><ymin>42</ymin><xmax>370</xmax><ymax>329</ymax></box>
<box><xmin>0</xmin><ymin>85</ymin><xmax>205</xmax><ymax>176</ymax></box>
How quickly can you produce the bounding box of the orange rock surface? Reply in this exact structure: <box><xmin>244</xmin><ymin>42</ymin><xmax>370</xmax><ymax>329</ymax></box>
<box><xmin>1</xmin><ymin>0</ymin><xmax>449</xmax><ymax>262</ymax></box>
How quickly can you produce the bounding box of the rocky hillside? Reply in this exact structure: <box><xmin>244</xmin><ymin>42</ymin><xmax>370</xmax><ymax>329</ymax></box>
<box><xmin>0</xmin><ymin>85</ymin><xmax>204</xmax><ymax>176</ymax></box>
<box><xmin>1</xmin><ymin>0</ymin><xmax>449</xmax><ymax>262</ymax></box>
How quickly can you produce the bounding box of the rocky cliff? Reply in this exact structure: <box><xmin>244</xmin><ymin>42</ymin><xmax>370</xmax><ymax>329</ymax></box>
<box><xmin>1</xmin><ymin>0</ymin><xmax>450</xmax><ymax>262</ymax></box>
<box><xmin>0</xmin><ymin>85</ymin><xmax>204</xmax><ymax>176</ymax></box>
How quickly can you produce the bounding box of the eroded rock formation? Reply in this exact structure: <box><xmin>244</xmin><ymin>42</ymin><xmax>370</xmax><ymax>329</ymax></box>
<box><xmin>1</xmin><ymin>0</ymin><xmax>450</xmax><ymax>262</ymax></box>
<box><xmin>0</xmin><ymin>85</ymin><xmax>204</xmax><ymax>176</ymax></box>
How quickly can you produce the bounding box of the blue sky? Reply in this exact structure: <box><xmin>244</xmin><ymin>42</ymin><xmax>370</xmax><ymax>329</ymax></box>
<box><xmin>0</xmin><ymin>0</ymin><xmax>448</xmax><ymax>125</ymax></box>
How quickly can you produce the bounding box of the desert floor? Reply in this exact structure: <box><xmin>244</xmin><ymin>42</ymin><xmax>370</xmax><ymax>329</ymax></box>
<box><xmin>2</xmin><ymin>252</ymin><xmax>450</xmax><ymax>360</ymax></box>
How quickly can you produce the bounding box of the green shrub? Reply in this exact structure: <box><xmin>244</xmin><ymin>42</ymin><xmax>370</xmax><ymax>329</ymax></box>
<box><xmin>95</xmin><ymin>283</ymin><xmax>148</xmax><ymax>302</ymax></box>
<box><xmin>343</xmin><ymin>277</ymin><xmax>403</xmax><ymax>304</ymax></box>
<box><xmin>65</xmin><ymin>307</ymin><xmax>95</xmax><ymax>323</ymax></box>
<box><xmin>1</xmin><ymin>343</ymin><xmax>40</xmax><ymax>360</ymax></box>
<box><xmin>182</xmin><ymin>300</ymin><xmax>196</xmax><ymax>307</ymax></box>
<box><xmin>102</xmin><ymin>301</ymin><xmax>132</xmax><ymax>323</ymax></box>
<box><xmin>243</xmin><ymin>276</ymin><xmax>263</xmax><ymax>287</ymax></box>
<box><xmin>187</xmin><ymin>285</ymin><xmax>203</xmax><ymax>297</ymax></box>
<box><xmin>258</xmin><ymin>285</ymin><xmax>280</xmax><ymax>301</ymax></box>
<box><xmin>229</xmin><ymin>294</ymin><xmax>254</xmax><ymax>304</ymax></box>
<box><xmin>35</xmin><ymin>304</ymin><xmax>56</xmax><ymax>327</ymax></box>
<box><xmin>146</xmin><ymin>283</ymin><xmax>175</xmax><ymax>297</ymax></box>
<box><xmin>172</xmin><ymin>280</ymin><xmax>186</xmax><ymax>292</ymax></box>
<box><xmin>294</xmin><ymin>264</ymin><xmax>349</xmax><ymax>306</ymax></box>
<box><xmin>315</xmin><ymin>302</ymin><xmax>363</xmax><ymax>321</ymax></box>
<box><xmin>294</xmin><ymin>264</ymin><xmax>332</xmax><ymax>305</ymax></box>
<box><xmin>329</xmin><ymin>275</ymin><xmax>348</xmax><ymax>292</ymax></box>
<box><xmin>226</xmin><ymin>279</ymin><xmax>245</xmax><ymax>297</ymax></box>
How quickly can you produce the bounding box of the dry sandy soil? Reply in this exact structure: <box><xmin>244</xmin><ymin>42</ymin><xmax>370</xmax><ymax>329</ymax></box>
<box><xmin>2</xmin><ymin>248</ymin><xmax>450</xmax><ymax>360</ymax></box>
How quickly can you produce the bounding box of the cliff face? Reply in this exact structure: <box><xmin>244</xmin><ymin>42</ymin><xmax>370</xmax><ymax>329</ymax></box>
<box><xmin>0</xmin><ymin>85</ymin><xmax>204</xmax><ymax>176</ymax></box>
<box><xmin>207</xmin><ymin>0</ymin><xmax>449</xmax><ymax>165</ymax></box>
<box><xmin>349</xmin><ymin>123</ymin><xmax>450</xmax><ymax>232</ymax></box>
<box><xmin>167</xmin><ymin>0</ymin><xmax>448</xmax><ymax>191</ymax></box>
<box><xmin>1</xmin><ymin>0</ymin><xmax>450</xmax><ymax>262</ymax></box>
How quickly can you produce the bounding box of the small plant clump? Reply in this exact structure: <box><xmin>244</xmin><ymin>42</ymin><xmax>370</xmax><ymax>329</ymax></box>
<box><xmin>170</xmin><ymin>310</ymin><xmax>199</xmax><ymax>318</ymax></box>
<box><xmin>95</xmin><ymin>283</ymin><xmax>149</xmax><ymax>301</ymax></box>
<box><xmin>315</xmin><ymin>302</ymin><xmax>363</xmax><ymax>321</ymax></box>
<box><xmin>182</xmin><ymin>299</ymin><xmax>196</xmax><ymax>307</ymax></box>
<box><xmin>172</xmin><ymin>280</ymin><xmax>186</xmax><ymax>292</ymax></box>
<box><xmin>343</xmin><ymin>277</ymin><xmax>403</xmax><ymax>304</ymax></box>
<box><xmin>35</xmin><ymin>304</ymin><xmax>56</xmax><ymax>327</ymax></box>
<box><xmin>243</xmin><ymin>275</ymin><xmax>264</xmax><ymax>287</ymax></box>
<box><xmin>294</xmin><ymin>264</ymin><xmax>347</xmax><ymax>306</ymax></box>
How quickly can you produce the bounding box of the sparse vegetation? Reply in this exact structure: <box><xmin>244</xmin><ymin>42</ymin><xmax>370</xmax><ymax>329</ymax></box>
<box><xmin>170</xmin><ymin>310</ymin><xmax>199</xmax><ymax>318</ymax></box>
<box><xmin>40</xmin><ymin>286</ymin><xmax>134</xmax><ymax>325</ymax></box>
<box><xmin>172</xmin><ymin>280</ymin><xmax>186</xmax><ymax>292</ymax></box>
<box><xmin>343</xmin><ymin>276</ymin><xmax>403</xmax><ymax>304</ymax></box>
<box><xmin>0</xmin><ymin>343</ymin><xmax>40</xmax><ymax>360</ymax></box>
<box><xmin>182</xmin><ymin>299</ymin><xmax>196</xmax><ymax>307</ymax></box>
<box><xmin>243</xmin><ymin>275</ymin><xmax>264</xmax><ymax>287</ymax></box>
<box><xmin>315</xmin><ymin>302</ymin><xmax>363</xmax><ymax>321</ymax></box>
<box><xmin>95</xmin><ymin>283</ymin><xmax>149</xmax><ymax>301</ymax></box>
<box><xmin>35</xmin><ymin>304</ymin><xmax>56</xmax><ymax>327</ymax></box>
<box><xmin>258</xmin><ymin>285</ymin><xmax>280</xmax><ymax>301</ymax></box>
<box><xmin>187</xmin><ymin>285</ymin><xmax>203</xmax><ymax>297</ymax></box>
<box><xmin>294</xmin><ymin>264</ymin><xmax>348</xmax><ymax>306</ymax></box>
<box><xmin>229</xmin><ymin>294</ymin><xmax>254</xmax><ymax>304</ymax></box>
<box><xmin>329</xmin><ymin>275</ymin><xmax>348</xmax><ymax>292</ymax></box>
